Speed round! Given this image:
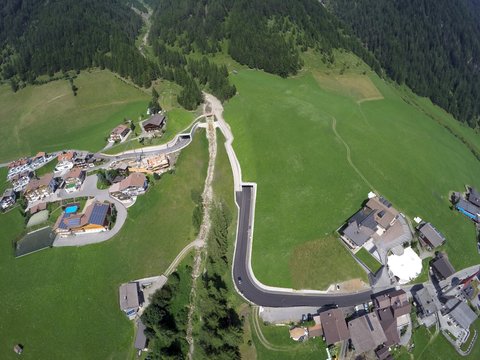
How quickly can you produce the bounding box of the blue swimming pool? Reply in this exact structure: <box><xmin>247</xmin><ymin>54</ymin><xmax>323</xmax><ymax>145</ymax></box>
<box><xmin>65</xmin><ymin>205</ymin><xmax>78</xmax><ymax>214</ymax></box>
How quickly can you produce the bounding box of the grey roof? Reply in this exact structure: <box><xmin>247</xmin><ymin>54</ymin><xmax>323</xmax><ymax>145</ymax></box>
<box><xmin>349</xmin><ymin>208</ymin><xmax>377</xmax><ymax>231</ymax></box>
<box><xmin>431</xmin><ymin>256</ymin><xmax>456</xmax><ymax>280</ymax></box>
<box><xmin>448</xmin><ymin>301</ymin><xmax>478</xmax><ymax>329</ymax></box>
<box><xmin>418</xmin><ymin>222</ymin><xmax>446</xmax><ymax>248</ymax></box>
<box><xmin>134</xmin><ymin>319</ymin><xmax>148</xmax><ymax>350</ymax></box>
<box><xmin>456</xmin><ymin>199</ymin><xmax>480</xmax><ymax>217</ymax></box>
<box><xmin>414</xmin><ymin>287</ymin><xmax>438</xmax><ymax>316</ymax></box>
<box><xmin>343</xmin><ymin>221</ymin><xmax>375</xmax><ymax>246</ymax></box>
<box><xmin>119</xmin><ymin>283</ymin><xmax>140</xmax><ymax>310</ymax></box>
<box><xmin>348</xmin><ymin>312</ymin><xmax>387</xmax><ymax>354</ymax></box>
<box><xmin>468</xmin><ymin>187</ymin><xmax>480</xmax><ymax>207</ymax></box>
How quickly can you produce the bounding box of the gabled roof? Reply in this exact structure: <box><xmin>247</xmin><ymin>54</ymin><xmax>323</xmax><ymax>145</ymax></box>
<box><xmin>319</xmin><ymin>309</ymin><xmax>349</xmax><ymax>345</ymax></box>
<box><xmin>119</xmin><ymin>282</ymin><xmax>140</xmax><ymax>310</ymax></box>
<box><xmin>110</xmin><ymin>172</ymin><xmax>146</xmax><ymax>193</ymax></box>
<box><xmin>25</xmin><ymin>173</ymin><xmax>54</xmax><ymax>193</ymax></box>
<box><xmin>348</xmin><ymin>312</ymin><xmax>387</xmax><ymax>354</ymax></box>
<box><xmin>418</xmin><ymin>222</ymin><xmax>446</xmax><ymax>247</ymax></box>
<box><xmin>448</xmin><ymin>300</ymin><xmax>478</xmax><ymax>329</ymax></box>
<box><xmin>456</xmin><ymin>198</ymin><xmax>480</xmax><ymax>216</ymax></box>
<box><xmin>64</xmin><ymin>167</ymin><xmax>85</xmax><ymax>180</ymax></box>
<box><xmin>468</xmin><ymin>187</ymin><xmax>480</xmax><ymax>207</ymax></box>
<box><xmin>431</xmin><ymin>255</ymin><xmax>456</xmax><ymax>280</ymax></box>
<box><xmin>144</xmin><ymin>113</ymin><xmax>166</xmax><ymax>127</ymax></box>
<box><xmin>57</xmin><ymin>151</ymin><xmax>76</xmax><ymax>162</ymax></box>
<box><xmin>111</xmin><ymin>124</ymin><xmax>129</xmax><ymax>135</ymax></box>
<box><xmin>413</xmin><ymin>287</ymin><xmax>438</xmax><ymax>316</ymax></box>
<box><xmin>54</xmin><ymin>201</ymin><xmax>109</xmax><ymax>231</ymax></box>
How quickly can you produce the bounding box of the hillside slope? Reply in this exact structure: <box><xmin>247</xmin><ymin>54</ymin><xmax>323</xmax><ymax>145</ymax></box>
<box><xmin>0</xmin><ymin>0</ymin><xmax>153</xmax><ymax>88</ymax></box>
<box><xmin>149</xmin><ymin>0</ymin><xmax>380</xmax><ymax>77</ymax></box>
<box><xmin>327</xmin><ymin>0</ymin><xmax>480</xmax><ymax>127</ymax></box>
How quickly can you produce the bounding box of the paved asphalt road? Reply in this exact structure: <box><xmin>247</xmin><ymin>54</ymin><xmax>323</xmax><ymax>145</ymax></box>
<box><xmin>232</xmin><ymin>185</ymin><xmax>373</xmax><ymax>307</ymax></box>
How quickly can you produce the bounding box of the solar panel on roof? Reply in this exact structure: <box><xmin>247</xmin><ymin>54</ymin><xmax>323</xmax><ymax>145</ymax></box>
<box><xmin>89</xmin><ymin>204</ymin><xmax>109</xmax><ymax>225</ymax></box>
<box><xmin>66</xmin><ymin>217</ymin><xmax>81</xmax><ymax>227</ymax></box>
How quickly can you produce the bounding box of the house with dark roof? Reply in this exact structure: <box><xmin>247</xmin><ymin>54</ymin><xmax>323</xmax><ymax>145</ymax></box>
<box><xmin>455</xmin><ymin>198</ymin><xmax>480</xmax><ymax>223</ymax></box>
<box><xmin>375</xmin><ymin>345</ymin><xmax>393</xmax><ymax>360</ymax></box>
<box><xmin>431</xmin><ymin>254</ymin><xmax>456</xmax><ymax>280</ymax></box>
<box><xmin>417</xmin><ymin>222</ymin><xmax>446</xmax><ymax>249</ymax></box>
<box><xmin>467</xmin><ymin>187</ymin><xmax>480</xmax><ymax>207</ymax></box>
<box><xmin>348</xmin><ymin>312</ymin><xmax>387</xmax><ymax>354</ymax></box>
<box><xmin>53</xmin><ymin>201</ymin><xmax>111</xmax><ymax>236</ymax></box>
<box><xmin>373</xmin><ymin>289</ymin><xmax>411</xmax><ymax>346</ymax></box>
<box><xmin>341</xmin><ymin>195</ymin><xmax>399</xmax><ymax>249</ymax></box>
<box><xmin>143</xmin><ymin>113</ymin><xmax>166</xmax><ymax>132</ymax></box>
<box><xmin>319</xmin><ymin>308</ymin><xmax>349</xmax><ymax>345</ymax></box>
<box><xmin>0</xmin><ymin>188</ymin><xmax>16</xmax><ymax>210</ymax></box>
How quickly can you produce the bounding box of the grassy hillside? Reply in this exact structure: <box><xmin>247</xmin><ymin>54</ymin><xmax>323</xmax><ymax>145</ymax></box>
<box><xmin>0</xmin><ymin>131</ymin><xmax>208</xmax><ymax>359</ymax></box>
<box><xmin>0</xmin><ymin>70</ymin><xmax>148</xmax><ymax>162</ymax></box>
<box><xmin>224</xmin><ymin>51</ymin><xmax>480</xmax><ymax>289</ymax></box>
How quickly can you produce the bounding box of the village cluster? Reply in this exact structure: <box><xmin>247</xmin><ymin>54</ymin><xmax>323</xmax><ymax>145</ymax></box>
<box><xmin>1</xmin><ymin>112</ymin><xmax>171</xmax><ymax>256</ymax></box>
<box><xmin>282</xmin><ymin>188</ymin><xmax>480</xmax><ymax>358</ymax></box>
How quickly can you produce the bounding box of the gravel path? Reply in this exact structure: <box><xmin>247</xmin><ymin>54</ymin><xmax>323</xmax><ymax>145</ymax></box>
<box><xmin>186</xmin><ymin>115</ymin><xmax>217</xmax><ymax>359</ymax></box>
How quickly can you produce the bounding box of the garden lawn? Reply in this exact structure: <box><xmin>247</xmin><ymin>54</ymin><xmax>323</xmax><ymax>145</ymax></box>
<box><xmin>252</xmin><ymin>320</ymin><xmax>326</xmax><ymax>360</ymax></box>
<box><xmin>355</xmin><ymin>248</ymin><xmax>382</xmax><ymax>274</ymax></box>
<box><xmin>224</xmin><ymin>53</ymin><xmax>480</xmax><ymax>289</ymax></box>
<box><xmin>0</xmin><ymin>130</ymin><xmax>208</xmax><ymax>360</ymax></box>
<box><xmin>0</xmin><ymin>70</ymin><xmax>148</xmax><ymax>162</ymax></box>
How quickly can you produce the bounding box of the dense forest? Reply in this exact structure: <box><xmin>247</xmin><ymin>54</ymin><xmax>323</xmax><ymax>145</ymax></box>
<box><xmin>0</xmin><ymin>0</ymin><xmax>155</xmax><ymax>89</ymax></box>
<box><xmin>2</xmin><ymin>0</ymin><xmax>480</xmax><ymax>125</ymax></box>
<box><xmin>328</xmin><ymin>0</ymin><xmax>480</xmax><ymax>127</ymax></box>
<box><xmin>149</xmin><ymin>0</ymin><xmax>381</xmax><ymax>78</ymax></box>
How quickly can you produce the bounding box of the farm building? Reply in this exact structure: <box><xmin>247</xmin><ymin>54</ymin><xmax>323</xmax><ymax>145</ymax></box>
<box><xmin>143</xmin><ymin>113</ymin><xmax>166</xmax><ymax>132</ymax></box>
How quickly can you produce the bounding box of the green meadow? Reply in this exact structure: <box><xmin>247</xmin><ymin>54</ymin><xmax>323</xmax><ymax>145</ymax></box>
<box><xmin>0</xmin><ymin>131</ymin><xmax>208</xmax><ymax>359</ymax></box>
<box><xmin>0</xmin><ymin>70</ymin><xmax>149</xmax><ymax>162</ymax></box>
<box><xmin>224</xmin><ymin>53</ymin><xmax>480</xmax><ymax>289</ymax></box>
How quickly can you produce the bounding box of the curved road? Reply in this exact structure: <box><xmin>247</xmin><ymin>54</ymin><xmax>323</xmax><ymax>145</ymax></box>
<box><xmin>232</xmin><ymin>185</ymin><xmax>372</xmax><ymax>307</ymax></box>
<box><xmin>204</xmin><ymin>93</ymin><xmax>375</xmax><ymax>307</ymax></box>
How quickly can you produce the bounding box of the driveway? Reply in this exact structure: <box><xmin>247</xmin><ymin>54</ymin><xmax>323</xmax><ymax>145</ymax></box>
<box><xmin>30</xmin><ymin>175</ymin><xmax>130</xmax><ymax>247</ymax></box>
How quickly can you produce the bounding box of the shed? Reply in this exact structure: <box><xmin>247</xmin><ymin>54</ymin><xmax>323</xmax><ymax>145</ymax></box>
<box><xmin>418</xmin><ymin>222</ymin><xmax>446</xmax><ymax>248</ymax></box>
